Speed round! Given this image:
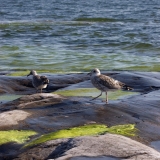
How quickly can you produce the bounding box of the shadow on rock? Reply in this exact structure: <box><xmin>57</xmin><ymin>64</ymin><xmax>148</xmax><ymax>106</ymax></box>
<box><xmin>0</xmin><ymin>142</ymin><xmax>23</xmax><ymax>160</ymax></box>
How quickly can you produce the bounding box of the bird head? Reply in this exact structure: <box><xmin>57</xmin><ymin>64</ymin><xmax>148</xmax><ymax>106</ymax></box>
<box><xmin>88</xmin><ymin>68</ymin><xmax>101</xmax><ymax>76</ymax></box>
<box><xmin>27</xmin><ymin>70</ymin><xmax>37</xmax><ymax>77</ymax></box>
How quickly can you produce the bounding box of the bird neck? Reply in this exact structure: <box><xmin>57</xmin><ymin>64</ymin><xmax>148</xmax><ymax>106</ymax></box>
<box><xmin>91</xmin><ymin>73</ymin><xmax>100</xmax><ymax>78</ymax></box>
<box><xmin>95</xmin><ymin>72</ymin><xmax>100</xmax><ymax>76</ymax></box>
<box><xmin>33</xmin><ymin>72</ymin><xmax>38</xmax><ymax>76</ymax></box>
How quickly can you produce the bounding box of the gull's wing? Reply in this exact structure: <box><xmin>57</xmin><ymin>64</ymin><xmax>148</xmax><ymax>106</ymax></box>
<box><xmin>96</xmin><ymin>74</ymin><xmax>125</xmax><ymax>89</ymax></box>
<box><xmin>40</xmin><ymin>76</ymin><xmax>49</xmax><ymax>84</ymax></box>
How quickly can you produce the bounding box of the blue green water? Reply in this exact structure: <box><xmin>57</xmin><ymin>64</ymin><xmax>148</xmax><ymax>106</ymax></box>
<box><xmin>1</xmin><ymin>0</ymin><xmax>160</xmax><ymax>73</ymax></box>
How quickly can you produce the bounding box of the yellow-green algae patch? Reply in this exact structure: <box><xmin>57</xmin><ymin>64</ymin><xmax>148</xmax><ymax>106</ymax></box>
<box><xmin>25</xmin><ymin>124</ymin><xmax>136</xmax><ymax>147</ymax></box>
<box><xmin>0</xmin><ymin>94</ymin><xmax>22</xmax><ymax>102</ymax></box>
<box><xmin>55</xmin><ymin>88</ymin><xmax>138</xmax><ymax>100</ymax></box>
<box><xmin>7</xmin><ymin>70</ymin><xmax>82</xmax><ymax>76</ymax></box>
<box><xmin>0</xmin><ymin>130</ymin><xmax>37</xmax><ymax>145</ymax></box>
<box><xmin>7</xmin><ymin>70</ymin><xmax>31</xmax><ymax>76</ymax></box>
<box><xmin>7</xmin><ymin>70</ymin><xmax>50</xmax><ymax>76</ymax></box>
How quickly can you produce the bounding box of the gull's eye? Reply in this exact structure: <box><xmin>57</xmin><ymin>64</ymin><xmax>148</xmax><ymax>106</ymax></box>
<box><xmin>93</xmin><ymin>70</ymin><xmax>96</xmax><ymax>73</ymax></box>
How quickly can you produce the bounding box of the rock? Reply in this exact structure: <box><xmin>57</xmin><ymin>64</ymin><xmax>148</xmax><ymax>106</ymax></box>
<box><xmin>0</xmin><ymin>110</ymin><xmax>30</xmax><ymax>127</ymax></box>
<box><xmin>0</xmin><ymin>73</ymin><xmax>90</xmax><ymax>94</ymax></box>
<box><xmin>14</xmin><ymin>134</ymin><xmax>160</xmax><ymax>160</ymax></box>
<box><xmin>1</xmin><ymin>89</ymin><xmax>160</xmax><ymax>143</ymax></box>
<box><xmin>1</xmin><ymin>71</ymin><xmax>160</xmax><ymax>159</ymax></box>
<box><xmin>47</xmin><ymin>73</ymin><xmax>90</xmax><ymax>85</ymax></box>
<box><xmin>1</xmin><ymin>93</ymin><xmax>65</xmax><ymax>110</ymax></box>
<box><xmin>106</xmin><ymin>71</ymin><xmax>160</xmax><ymax>92</ymax></box>
<box><xmin>1</xmin><ymin>71</ymin><xmax>160</xmax><ymax>94</ymax></box>
<box><xmin>0</xmin><ymin>76</ymin><xmax>32</xmax><ymax>94</ymax></box>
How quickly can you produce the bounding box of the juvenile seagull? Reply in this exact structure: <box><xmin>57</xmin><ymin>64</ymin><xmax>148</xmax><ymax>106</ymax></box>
<box><xmin>27</xmin><ymin>70</ymin><xmax>49</xmax><ymax>93</ymax></box>
<box><xmin>88</xmin><ymin>68</ymin><xmax>132</xmax><ymax>104</ymax></box>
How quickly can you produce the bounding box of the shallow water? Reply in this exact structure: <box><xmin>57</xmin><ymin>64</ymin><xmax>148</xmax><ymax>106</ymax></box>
<box><xmin>1</xmin><ymin>0</ymin><xmax>160</xmax><ymax>72</ymax></box>
<box><xmin>0</xmin><ymin>94</ymin><xmax>22</xmax><ymax>103</ymax></box>
<box><xmin>55</xmin><ymin>88</ymin><xmax>138</xmax><ymax>101</ymax></box>
<box><xmin>151</xmin><ymin>140</ymin><xmax>160</xmax><ymax>152</ymax></box>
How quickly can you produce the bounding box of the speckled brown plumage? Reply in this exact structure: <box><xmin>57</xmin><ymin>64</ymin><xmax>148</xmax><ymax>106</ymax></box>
<box><xmin>27</xmin><ymin>70</ymin><xmax>49</xmax><ymax>93</ymax></box>
<box><xmin>89</xmin><ymin>68</ymin><xmax>132</xmax><ymax>103</ymax></box>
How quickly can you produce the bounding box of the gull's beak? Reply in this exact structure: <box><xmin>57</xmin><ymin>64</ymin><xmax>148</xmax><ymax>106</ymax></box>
<box><xmin>27</xmin><ymin>73</ymin><xmax>31</xmax><ymax>77</ymax></box>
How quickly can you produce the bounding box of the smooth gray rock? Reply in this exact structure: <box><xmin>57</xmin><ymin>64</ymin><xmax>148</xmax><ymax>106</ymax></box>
<box><xmin>0</xmin><ymin>110</ymin><xmax>30</xmax><ymax>127</ymax></box>
<box><xmin>14</xmin><ymin>134</ymin><xmax>160</xmax><ymax>160</ymax></box>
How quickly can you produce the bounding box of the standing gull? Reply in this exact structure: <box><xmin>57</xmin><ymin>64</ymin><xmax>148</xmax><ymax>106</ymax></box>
<box><xmin>88</xmin><ymin>68</ymin><xmax>132</xmax><ymax>104</ymax></box>
<box><xmin>27</xmin><ymin>70</ymin><xmax>49</xmax><ymax>93</ymax></box>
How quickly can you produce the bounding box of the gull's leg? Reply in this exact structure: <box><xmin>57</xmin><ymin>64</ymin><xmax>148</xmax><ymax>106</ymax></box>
<box><xmin>40</xmin><ymin>88</ymin><xmax>42</xmax><ymax>93</ymax></box>
<box><xmin>91</xmin><ymin>91</ymin><xmax>102</xmax><ymax>100</ymax></box>
<box><xmin>36</xmin><ymin>88</ymin><xmax>39</xmax><ymax>93</ymax></box>
<box><xmin>106</xmin><ymin>92</ymin><xmax>108</xmax><ymax>104</ymax></box>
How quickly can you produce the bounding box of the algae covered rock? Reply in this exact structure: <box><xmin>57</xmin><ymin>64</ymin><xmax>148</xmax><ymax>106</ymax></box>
<box><xmin>25</xmin><ymin>124</ymin><xmax>136</xmax><ymax>148</ymax></box>
<box><xmin>0</xmin><ymin>130</ymin><xmax>37</xmax><ymax>145</ymax></box>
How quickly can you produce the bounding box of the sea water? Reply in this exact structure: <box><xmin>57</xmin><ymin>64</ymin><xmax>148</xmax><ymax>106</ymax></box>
<box><xmin>1</xmin><ymin>0</ymin><xmax>160</xmax><ymax>73</ymax></box>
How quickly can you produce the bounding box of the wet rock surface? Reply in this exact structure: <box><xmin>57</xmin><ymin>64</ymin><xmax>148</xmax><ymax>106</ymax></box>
<box><xmin>1</xmin><ymin>71</ymin><xmax>160</xmax><ymax>159</ymax></box>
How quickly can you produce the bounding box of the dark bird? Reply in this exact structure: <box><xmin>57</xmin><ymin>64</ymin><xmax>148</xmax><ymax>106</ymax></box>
<box><xmin>88</xmin><ymin>68</ymin><xmax>132</xmax><ymax>103</ymax></box>
<box><xmin>27</xmin><ymin>70</ymin><xmax>49</xmax><ymax>93</ymax></box>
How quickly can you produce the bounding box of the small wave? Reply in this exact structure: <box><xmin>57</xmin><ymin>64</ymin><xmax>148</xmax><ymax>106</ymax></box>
<box><xmin>0</xmin><ymin>45</ymin><xmax>19</xmax><ymax>51</ymax></box>
<box><xmin>74</xmin><ymin>17</ymin><xmax>117</xmax><ymax>22</ymax></box>
<box><xmin>0</xmin><ymin>20</ymin><xmax>90</xmax><ymax>29</ymax></box>
<box><xmin>123</xmin><ymin>43</ymin><xmax>153</xmax><ymax>50</ymax></box>
<box><xmin>134</xmin><ymin>43</ymin><xmax>153</xmax><ymax>49</ymax></box>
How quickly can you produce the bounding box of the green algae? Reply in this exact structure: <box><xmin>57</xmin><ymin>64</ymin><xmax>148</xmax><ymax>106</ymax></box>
<box><xmin>55</xmin><ymin>88</ymin><xmax>138</xmax><ymax>100</ymax></box>
<box><xmin>7</xmin><ymin>70</ymin><xmax>31</xmax><ymax>76</ymax></box>
<box><xmin>25</xmin><ymin>124</ymin><xmax>136</xmax><ymax>147</ymax></box>
<box><xmin>0</xmin><ymin>94</ymin><xmax>22</xmax><ymax>102</ymax></box>
<box><xmin>105</xmin><ymin>124</ymin><xmax>136</xmax><ymax>136</ymax></box>
<box><xmin>7</xmin><ymin>70</ymin><xmax>82</xmax><ymax>76</ymax></box>
<box><xmin>0</xmin><ymin>130</ymin><xmax>37</xmax><ymax>145</ymax></box>
<box><xmin>7</xmin><ymin>70</ymin><xmax>52</xmax><ymax>76</ymax></box>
